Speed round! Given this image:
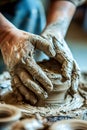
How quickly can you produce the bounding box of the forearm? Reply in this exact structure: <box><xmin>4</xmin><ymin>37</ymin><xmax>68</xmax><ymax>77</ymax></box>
<box><xmin>46</xmin><ymin>0</ymin><xmax>76</xmax><ymax>37</ymax></box>
<box><xmin>0</xmin><ymin>13</ymin><xmax>16</xmax><ymax>47</ymax></box>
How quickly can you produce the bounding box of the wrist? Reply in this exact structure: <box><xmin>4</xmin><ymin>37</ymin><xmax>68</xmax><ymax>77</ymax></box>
<box><xmin>46</xmin><ymin>1</ymin><xmax>76</xmax><ymax>37</ymax></box>
<box><xmin>0</xmin><ymin>28</ymin><xmax>17</xmax><ymax>49</ymax></box>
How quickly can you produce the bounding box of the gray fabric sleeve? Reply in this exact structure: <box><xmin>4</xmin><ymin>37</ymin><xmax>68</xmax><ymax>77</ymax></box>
<box><xmin>63</xmin><ymin>0</ymin><xmax>86</xmax><ymax>6</ymax></box>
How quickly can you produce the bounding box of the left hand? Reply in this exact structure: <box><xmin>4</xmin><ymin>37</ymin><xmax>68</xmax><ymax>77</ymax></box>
<box><xmin>0</xmin><ymin>27</ymin><xmax>55</xmax><ymax>105</ymax></box>
<box><xmin>41</xmin><ymin>25</ymin><xmax>80</xmax><ymax>94</ymax></box>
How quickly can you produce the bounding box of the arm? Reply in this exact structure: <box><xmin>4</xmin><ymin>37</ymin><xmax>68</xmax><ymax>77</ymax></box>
<box><xmin>0</xmin><ymin>13</ymin><xmax>16</xmax><ymax>46</ymax></box>
<box><xmin>46</xmin><ymin>0</ymin><xmax>86</xmax><ymax>37</ymax></box>
<box><xmin>46</xmin><ymin>0</ymin><xmax>76</xmax><ymax>37</ymax></box>
<box><xmin>0</xmin><ymin>13</ymin><xmax>56</xmax><ymax>105</ymax></box>
<box><xmin>42</xmin><ymin>0</ymin><xmax>86</xmax><ymax>94</ymax></box>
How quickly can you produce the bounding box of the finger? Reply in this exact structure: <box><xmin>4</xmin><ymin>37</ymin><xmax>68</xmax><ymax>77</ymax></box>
<box><xmin>62</xmin><ymin>60</ymin><xmax>73</xmax><ymax>79</ymax></box>
<box><xmin>14</xmin><ymin>89</ymin><xmax>23</xmax><ymax>102</ymax></box>
<box><xmin>30</xmin><ymin>34</ymin><xmax>56</xmax><ymax>57</ymax></box>
<box><xmin>71</xmin><ymin>60</ymin><xmax>80</xmax><ymax>94</ymax></box>
<box><xmin>23</xmin><ymin>57</ymin><xmax>53</xmax><ymax>92</ymax></box>
<box><xmin>17</xmin><ymin>68</ymin><xmax>48</xmax><ymax>99</ymax></box>
<box><xmin>78</xmin><ymin>83</ymin><xmax>87</xmax><ymax>99</ymax></box>
<box><xmin>13</xmin><ymin>75</ymin><xmax>37</xmax><ymax>105</ymax></box>
<box><xmin>53</xmin><ymin>37</ymin><xmax>73</xmax><ymax>79</ymax></box>
<box><xmin>11</xmin><ymin>77</ymin><xmax>23</xmax><ymax>101</ymax></box>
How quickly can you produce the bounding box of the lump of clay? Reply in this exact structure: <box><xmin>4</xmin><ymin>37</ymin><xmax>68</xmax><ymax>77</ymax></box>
<box><xmin>37</xmin><ymin>59</ymin><xmax>70</xmax><ymax>106</ymax></box>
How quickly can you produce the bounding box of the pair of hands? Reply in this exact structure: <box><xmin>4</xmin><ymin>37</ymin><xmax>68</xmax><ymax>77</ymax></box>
<box><xmin>0</xmin><ymin>25</ymin><xmax>80</xmax><ymax>105</ymax></box>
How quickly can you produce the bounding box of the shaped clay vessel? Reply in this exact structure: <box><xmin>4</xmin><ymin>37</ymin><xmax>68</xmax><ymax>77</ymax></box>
<box><xmin>37</xmin><ymin>59</ymin><xmax>70</xmax><ymax>106</ymax></box>
<box><xmin>0</xmin><ymin>104</ymin><xmax>21</xmax><ymax>130</ymax></box>
<box><xmin>49</xmin><ymin>119</ymin><xmax>87</xmax><ymax>130</ymax></box>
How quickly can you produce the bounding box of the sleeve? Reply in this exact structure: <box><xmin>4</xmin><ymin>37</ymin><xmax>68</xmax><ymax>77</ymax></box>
<box><xmin>50</xmin><ymin>0</ymin><xmax>86</xmax><ymax>7</ymax></box>
<box><xmin>65</xmin><ymin>0</ymin><xmax>86</xmax><ymax>6</ymax></box>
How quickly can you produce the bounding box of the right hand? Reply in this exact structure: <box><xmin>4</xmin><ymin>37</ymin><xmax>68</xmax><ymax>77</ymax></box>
<box><xmin>42</xmin><ymin>24</ymin><xmax>80</xmax><ymax>94</ymax></box>
<box><xmin>0</xmin><ymin>27</ymin><xmax>55</xmax><ymax>105</ymax></box>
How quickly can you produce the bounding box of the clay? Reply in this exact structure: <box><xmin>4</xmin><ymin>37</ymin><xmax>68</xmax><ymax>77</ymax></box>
<box><xmin>0</xmin><ymin>104</ymin><xmax>21</xmax><ymax>130</ymax></box>
<box><xmin>49</xmin><ymin>119</ymin><xmax>87</xmax><ymax>130</ymax></box>
<box><xmin>37</xmin><ymin>59</ymin><xmax>70</xmax><ymax>106</ymax></box>
<box><xmin>8</xmin><ymin>116</ymin><xmax>87</xmax><ymax>130</ymax></box>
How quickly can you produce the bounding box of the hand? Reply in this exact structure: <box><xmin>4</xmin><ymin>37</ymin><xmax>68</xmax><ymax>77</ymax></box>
<box><xmin>42</xmin><ymin>25</ymin><xmax>80</xmax><ymax>94</ymax></box>
<box><xmin>0</xmin><ymin>27</ymin><xmax>56</xmax><ymax>105</ymax></box>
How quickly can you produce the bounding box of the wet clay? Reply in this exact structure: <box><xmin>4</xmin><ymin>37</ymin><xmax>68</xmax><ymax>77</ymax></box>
<box><xmin>0</xmin><ymin>59</ymin><xmax>87</xmax><ymax>118</ymax></box>
<box><xmin>37</xmin><ymin>59</ymin><xmax>71</xmax><ymax>106</ymax></box>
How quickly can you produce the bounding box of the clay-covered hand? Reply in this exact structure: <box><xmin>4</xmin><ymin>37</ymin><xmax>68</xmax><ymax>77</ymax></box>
<box><xmin>42</xmin><ymin>26</ymin><xmax>80</xmax><ymax>94</ymax></box>
<box><xmin>0</xmin><ymin>27</ymin><xmax>56</xmax><ymax>105</ymax></box>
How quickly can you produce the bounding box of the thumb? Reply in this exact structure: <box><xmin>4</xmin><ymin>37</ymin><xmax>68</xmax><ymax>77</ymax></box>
<box><xmin>30</xmin><ymin>34</ymin><xmax>56</xmax><ymax>57</ymax></box>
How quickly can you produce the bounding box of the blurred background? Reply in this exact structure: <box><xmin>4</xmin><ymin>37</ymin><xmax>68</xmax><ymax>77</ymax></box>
<box><xmin>66</xmin><ymin>2</ymin><xmax>87</xmax><ymax>73</ymax></box>
<box><xmin>0</xmin><ymin>0</ymin><xmax>87</xmax><ymax>73</ymax></box>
